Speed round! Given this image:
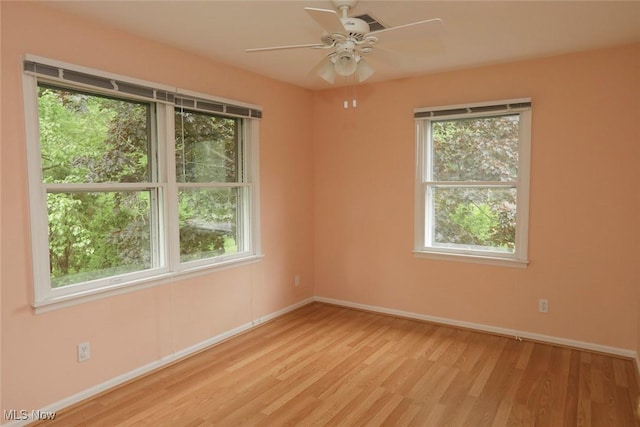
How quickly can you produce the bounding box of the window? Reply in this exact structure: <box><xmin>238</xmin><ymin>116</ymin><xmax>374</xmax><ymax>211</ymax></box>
<box><xmin>175</xmin><ymin>108</ymin><xmax>249</xmax><ymax>264</ymax></box>
<box><xmin>38</xmin><ymin>85</ymin><xmax>160</xmax><ymax>288</ymax></box>
<box><xmin>23</xmin><ymin>56</ymin><xmax>262</xmax><ymax>308</ymax></box>
<box><xmin>414</xmin><ymin>99</ymin><xmax>531</xmax><ymax>266</ymax></box>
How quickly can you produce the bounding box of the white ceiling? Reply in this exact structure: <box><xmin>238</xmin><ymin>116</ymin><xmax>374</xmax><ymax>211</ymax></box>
<box><xmin>45</xmin><ymin>0</ymin><xmax>640</xmax><ymax>90</ymax></box>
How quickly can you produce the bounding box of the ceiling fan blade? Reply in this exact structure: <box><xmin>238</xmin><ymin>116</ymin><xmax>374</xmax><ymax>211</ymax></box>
<box><xmin>304</xmin><ymin>7</ymin><xmax>345</xmax><ymax>34</ymax></box>
<box><xmin>366</xmin><ymin>45</ymin><xmax>412</xmax><ymax>68</ymax></box>
<box><xmin>369</xmin><ymin>18</ymin><xmax>444</xmax><ymax>39</ymax></box>
<box><xmin>246</xmin><ymin>43</ymin><xmax>326</xmax><ymax>53</ymax></box>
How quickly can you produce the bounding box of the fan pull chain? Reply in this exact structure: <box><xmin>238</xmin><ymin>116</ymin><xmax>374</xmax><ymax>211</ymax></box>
<box><xmin>344</xmin><ymin>82</ymin><xmax>349</xmax><ymax>109</ymax></box>
<box><xmin>343</xmin><ymin>78</ymin><xmax>358</xmax><ymax>109</ymax></box>
<box><xmin>352</xmin><ymin>78</ymin><xmax>358</xmax><ymax>108</ymax></box>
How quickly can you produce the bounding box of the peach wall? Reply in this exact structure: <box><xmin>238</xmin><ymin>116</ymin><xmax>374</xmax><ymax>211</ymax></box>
<box><xmin>1</xmin><ymin>1</ymin><xmax>313</xmax><ymax>414</ymax></box>
<box><xmin>313</xmin><ymin>44</ymin><xmax>640</xmax><ymax>351</ymax></box>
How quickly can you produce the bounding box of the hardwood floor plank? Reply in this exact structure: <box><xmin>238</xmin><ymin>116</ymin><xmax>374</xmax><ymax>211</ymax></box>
<box><xmin>35</xmin><ymin>303</ymin><xmax>640</xmax><ymax>426</ymax></box>
<box><xmin>326</xmin><ymin>386</ymin><xmax>387</xmax><ymax>425</ymax></box>
<box><xmin>355</xmin><ymin>352</ymin><xmax>408</xmax><ymax>393</ymax></box>
<box><xmin>548</xmin><ymin>347</ymin><xmax>572</xmax><ymax>425</ymax></box>
<box><xmin>562</xmin><ymin>350</ymin><xmax>581</xmax><ymax>426</ymax></box>
<box><xmin>381</xmin><ymin>397</ymin><xmax>422</xmax><ymax>426</ymax></box>
<box><xmin>617</xmin><ymin>385</ymin><xmax>638</xmax><ymax>427</ymax></box>
<box><xmin>468</xmin><ymin>337</ymin><xmax>508</xmax><ymax>397</ymax></box>
<box><xmin>453</xmin><ymin>330</ymin><xmax>493</xmax><ymax>373</ymax></box>
<box><xmin>415</xmin><ymin>401</ymin><xmax>447</xmax><ymax>426</ymax></box>
<box><xmin>303</xmin><ymin>381</ymin><xmax>364</xmax><ymax>425</ymax></box>
<box><xmin>361</xmin><ymin>393</ymin><xmax>405</xmax><ymax>426</ymax></box>
<box><xmin>614</xmin><ymin>357</ymin><xmax>631</xmax><ymax>388</ymax></box>
<box><xmin>382</xmin><ymin>356</ymin><xmax>436</xmax><ymax>397</ymax></box>
<box><xmin>466</xmin><ymin>340</ymin><xmax>521</xmax><ymax>426</ymax></box>
<box><xmin>490</xmin><ymin>368</ymin><xmax>523</xmax><ymax>427</ymax></box>
<box><xmin>254</xmin><ymin>395</ymin><xmax>322</xmax><ymax>427</ymax></box>
<box><xmin>578</xmin><ymin>355</ymin><xmax>594</xmax><ymax>426</ymax></box>
<box><xmin>307</xmin><ymin>346</ymin><xmax>378</xmax><ymax>400</ymax></box>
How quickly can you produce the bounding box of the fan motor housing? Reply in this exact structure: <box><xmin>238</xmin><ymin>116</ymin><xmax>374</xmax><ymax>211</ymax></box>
<box><xmin>340</xmin><ymin>17</ymin><xmax>370</xmax><ymax>38</ymax></box>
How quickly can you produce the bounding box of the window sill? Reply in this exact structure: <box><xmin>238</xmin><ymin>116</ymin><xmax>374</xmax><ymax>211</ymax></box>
<box><xmin>413</xmin><ymin>250</ymin><xmax>528</xmax><ymax>268</ymax></box>
<box><xmin>32</xmin><ymin>255</ymin><xmax>264</xmax><ymax>314</ymax></box>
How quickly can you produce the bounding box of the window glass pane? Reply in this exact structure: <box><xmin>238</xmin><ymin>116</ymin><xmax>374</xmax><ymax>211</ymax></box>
<box><xmin>430</xmin><ymin>186</ymin><xmax>516</xmax><ymax>252</ymax></box>
<box><xmin>38</xmin><ymin>85</ymin><xmax>151</xmax><ymax>184</ymax></box>
<box><xmin>175</xmin><ymin>109</ymin><xmax>240</xmax><ymax>183</ymax></box>
<box><xmin>179</xmin><ymin>187</ymin><xmax>242</xmax><ymax>262</ymax></box>
<box><xmin>47</xmin><ymin>191</ymin><xmax>154</xmax><ymax>288</ymax></box>
<box><xmin>431</xmin><ymin>115</ymin><xmax>519</xmax><ymax>182</ymax></box>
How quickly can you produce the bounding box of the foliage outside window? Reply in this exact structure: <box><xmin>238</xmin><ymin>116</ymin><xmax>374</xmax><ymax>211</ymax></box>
<box><xmin>175</xmin><ymin>109</ymin><xmax>246</xmax><ymax>263</ymax></box>
<box><xmin>24</xmin><ymin>63</ymin><xmax>261</xmax><ymax>308</ymax></box>
<box><xmin>414</xmin><ymin>100</ymin><xmax>531</xmax><ymax>266</ymax></box>
<box><xmin>39</xmin><ymin>86</ymin><xmax>158</xmax><ymax>288</ymax></box>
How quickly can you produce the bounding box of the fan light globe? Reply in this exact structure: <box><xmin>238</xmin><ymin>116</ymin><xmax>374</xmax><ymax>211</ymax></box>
<box><xmin>334</xmin><ymin>50</ymin><xmax>358</xmax><ymax>76</ymax></box>
<box><xmin>317</xmin><ymin>57</ymin><xmax>336</xmax><ymax>83</ymax></box>
<box><xmin>355</xmin><ymin>58</ymin><xmax>374</xmax><ymax>82</ymax></box>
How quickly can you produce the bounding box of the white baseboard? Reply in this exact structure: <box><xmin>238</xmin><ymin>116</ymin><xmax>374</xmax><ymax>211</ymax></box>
<box><xmin>314</xmin><ymin>296</ymin><xmax>638</xmax><ymax>360</ymax></box>
<box><xmin>2</xmin><ymin>297</ymin><xmax>314</xmax><ymax>427</ymax></box>
<box><xmin>5</xmin><ymin>295</ymin><xmax>636</xmax><ymax>426</ymax></box>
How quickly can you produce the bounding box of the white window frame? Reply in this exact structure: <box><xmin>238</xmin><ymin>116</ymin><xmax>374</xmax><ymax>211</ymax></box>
<box><xmin>413</xmin><ymin>98</ymin><xmax>531</xmax><ymax>268</ymax></box>
<box><xmin>23</xmin><ymin>56</ymin><xmax>262</xmax><ymax>311</ymax></box>
<box><xmin>171</xmin><ymin>107</ymin><xmax>258</xmax><ymax>271</ymax></box>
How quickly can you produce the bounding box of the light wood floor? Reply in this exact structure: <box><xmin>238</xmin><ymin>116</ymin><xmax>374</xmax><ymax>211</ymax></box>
<box><xmin>38</xmin><ymin>302</ymin><xmax>639</xmax><ymax>426</ymax></box>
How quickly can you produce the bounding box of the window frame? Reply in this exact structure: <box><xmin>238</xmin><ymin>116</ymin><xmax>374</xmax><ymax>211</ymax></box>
<box><xmin>172</xmin><ymin>107</ymin><xmax>257</xmax><ymax>270</ymax></box>
<box><xmin>413</xmin><ymin>99</ymin><xmax>531</xmax><ymax>267</ymax></box>
<box><xmin>23</xmin><ymin>56</ymin><xmax>262</xmax><ymax>311</ymax></box>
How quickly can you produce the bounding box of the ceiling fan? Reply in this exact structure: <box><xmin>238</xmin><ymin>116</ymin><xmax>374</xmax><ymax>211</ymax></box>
<box><xmin>246</xmin><ymin>0</ymin><xmax>443</xmax><ymax>84</ymax></box>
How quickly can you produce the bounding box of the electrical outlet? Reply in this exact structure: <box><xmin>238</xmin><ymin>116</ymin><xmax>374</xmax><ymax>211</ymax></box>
<box><xmin>78</xmin><ymin>342</ymin><xmax>91</xmax><ymax>362</ymax></box>
<box><xmin>538</xmin><ymin>299</ymin><xmax>549</xmax><ymax>314</ymax></box>
<box><xmin>294</xmin><ymin>275</ymin><xmax>301</xmax><ymax>288</ymax></box>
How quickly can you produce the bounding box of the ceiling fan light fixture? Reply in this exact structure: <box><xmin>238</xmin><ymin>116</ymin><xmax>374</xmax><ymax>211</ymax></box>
<box><xmin>355</xmin><ymin>58</ymin><xmax>374</xmax><ymax>82</ymax></box>
<box><xmin>317</xmin><ymin>57</ymin><xmax>337</xmax><ymax>83</ymax></box>
<box><xmin>334</xmin><ymin>50</ymin><xmax>358</xmax><ymax>76</ymax></box>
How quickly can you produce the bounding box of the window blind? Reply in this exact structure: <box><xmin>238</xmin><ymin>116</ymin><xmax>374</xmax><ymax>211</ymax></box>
<box><xmin>414</xmin><ymin>100</ymin><xmax>531</xmax><ymax>119</ymax></box>
<box><xmin>174</xmin><ymin>95</ymin><xmax>262</xmax><ymax>119</ymax></box>
<box><xmin>24</xmin><ymin>59</ymin><xmax>262</xmax><ymax>119</ymax></box>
